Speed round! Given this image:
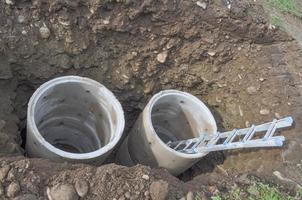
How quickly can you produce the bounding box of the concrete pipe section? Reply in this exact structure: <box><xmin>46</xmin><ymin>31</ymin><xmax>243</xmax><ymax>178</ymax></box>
<box><xmin>26</xmin><ymin>76</ymin><xmax>125</xmax><ymax>164</ymax></box>
<box><xmin>117</xmin><ymin>90</ymin><xmax>217</xmax><ymax>175</ymax></box>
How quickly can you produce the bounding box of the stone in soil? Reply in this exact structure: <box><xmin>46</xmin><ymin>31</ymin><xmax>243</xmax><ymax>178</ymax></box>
<box><xmin>156</xmin><ymin>52</ymin><xmax>168</xmax><ymax>63</ymax></box>
<box><xmin>0</xmin><ymin>165</ymin><xmax>10</xmax><ymax>182</ymax></box>
<box><xmin>149</xmin><ymin>180</ymin><xmax>169</xmax><ymax>200</ymax></box>
<box><xmin>6</xmin><ymin>182</ymin><xmax>20</xmax><ymax>198</ymax></box>
<box><xmin>75</xmin><ymin>179</ymin><xmax>89</xmax><ymax>198</ymax></box>
<box><xmin>47</xmin><ymin>184</ymin><xmax>79</xmax><ymax>200</ymax></box>
<box><xmin>39</xmin><ymin>24</ymin><xmax>51</xmax><ymax>39</ymax></box>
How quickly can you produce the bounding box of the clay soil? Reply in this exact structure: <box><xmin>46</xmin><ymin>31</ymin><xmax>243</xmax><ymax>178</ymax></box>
<box><xmin>0</xmin><ymin>0</ymin><xmax>302</xmax><ymax>199</ymax></box>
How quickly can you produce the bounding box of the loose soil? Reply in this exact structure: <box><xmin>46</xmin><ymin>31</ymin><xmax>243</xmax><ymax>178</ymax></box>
<box><xmin>0</xmin><ymin>0</ymin><xmax>301</xmax><ymax>199</ymax></box>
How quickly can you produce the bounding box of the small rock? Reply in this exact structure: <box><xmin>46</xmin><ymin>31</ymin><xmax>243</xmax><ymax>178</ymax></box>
<box><xmin>150</xmin><ymin>180</ymin><xmax>169</xmax><ymax>200</ymax></box>
<box><xmin>207</xmin><ymin>51</ymin><xmax>216</xmax><ymax>56</ymax></box>
<box><xmin>6</xmin><ymin>182</ymin><xmax>20</xmax><ymax>198</ymax></box>
<box><xmin>75</xmin><ymin>180</ymin><xmax>88</xmax><ymax>198</ymax></box>
<box><xmin>13</xmin><ymin>194</ymin><xmax>38</xmax><ymax>200</ymax></box>
<box><xmin>131</xmin><ymin>51</ymin><xmax>138</xmax><ymax>56</ymax></box>
<box><xmin>275</xmin><ymin>113</ymin><xmax>281</xmax><ymax>119</ymax></box>
<box><xmin>260</xmin><ymin>109</ymin><xmax>270</xmax><ymax>115</ymax></box>
<box><xmin>17</xmin><ymin>15</ymin><xmax>25</xmax><ymax>23</ymax></box>
<box><xmin>0</xmin><ymin>165</ymin><xmax>10</xmax><ymax>182</ymax></box>
<box><xmin>118</xmin><ymin>196</ymin><xmax>125</xmax><ymax>200</ymax></box>
<box><xmin>213</xmin><ymin>66</ymin><xmax>220</xmax><ymax>73</ymax></box>
<box><xmin>142</xmin><ymin>174</ymin><xmax>150</xmax><ymax>180</ymax></box>
<box><xmin>156</xmin><ymin>51</ymin><xmax>168</xmax><ymax>63</ymax></box>
<box><xmin>196</xmin><ymin>1</ymin><xmax>207</xmax><ymax>10</ymax></box>
<box><xmin>5</xmin><ymin>0</ymin><xmax>14</xmax><ymax>5</ymax></box>
<box><xmin>40</xmin><ymin>24</ymin><xmax>50</xmax><ymax>39</ymax></box>
<box><xmin>246</xmin><ymin>86</ymin><xmax>257</xmax><ymax>94</ymax></box>
<box><xmin>47</xmin><ymin>184</ymin><xmax>79</xmax><ymax>200</ymax></box>
<box><xmin>103</xmin><ymin>19</ymin><xmax>110</xmax><ymax>25</ymax></box>
<box><xmin>144</xmin><ymin>81</ymin><xmax>155</xmax><ymax>94</ymax></box>
<box><xmin>259</xmin><ymin>77</ymin><xmax>265</xmax><ymax>82</ymax></box>
<box><xmin>7</xmin><ymin>168</ymin><xmax>16</xmax><ymax>181</ymax></box>
<box><xmin>186</xmin><ymin>191</ymin><xmax>194</xmax><ymax>200</ymax></box>
<box><xmin>21</xmin><ymin>30</ymin><xmax>27</xmax><ymax>35</ymax></box>
<box><xmin>144</xmin><ymin>191</ymin><xmax>150</xmax><ymax>197</ymax></box>
<box><xmin>245</xmin><ymin>121</ymin><xmax>250</xmax><ymax>127</ymax></box>
<box><xmin>124</xmin><ymin>192</ymin><xmax>131</xmax><ymax>199</ymax></box>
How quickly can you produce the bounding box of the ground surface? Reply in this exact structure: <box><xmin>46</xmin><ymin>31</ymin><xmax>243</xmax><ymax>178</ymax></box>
<box><xmin>0</xmin><ymin>0</ymin><xmax>302</xmax><ymax>199</ymax></box>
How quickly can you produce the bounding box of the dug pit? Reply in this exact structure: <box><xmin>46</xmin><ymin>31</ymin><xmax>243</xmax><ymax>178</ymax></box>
<box><xmin>0</xmin><ymin>0</ymin><xmax>301</xmax><ymax>186</ymax></box>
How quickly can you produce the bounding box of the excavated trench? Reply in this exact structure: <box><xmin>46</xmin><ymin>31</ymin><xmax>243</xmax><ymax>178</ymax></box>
<box><xmin>12</xmin><ymin>73</ymin><xmax>225</xmax><ymax>181</ymax></box>
<box><xmin>1</xmin><ymin>0</ymin><xmax>302</xmax><ymax>189</ymax></box>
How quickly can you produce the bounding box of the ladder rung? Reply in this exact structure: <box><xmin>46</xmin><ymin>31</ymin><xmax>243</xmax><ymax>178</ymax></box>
<box><xmin>183</xmin><ymin>140</ymin><xmax>194</xmax><ymax>150</ymax></box>
<box><xmin>223</xmin><ymin>129</ymin><xmax>238</xmax><ymax>145</ymax></box>
<box><xmin>264</xmin><ymin>119</ymin><xmax>277</xmax><ymax>139</ymax></box>
<box><xmin>173</xmin><ymin>141</ymin><xmax>184</xmax><ymax>150</ymax></box>
<box><xmin>243</xmin><ymin>125</ymin><xmax>255</xmax><ymax>141</ymax></box>
<box><xmin>207</xmin><ymin>134</ymin><xmax>220</xmax><ymax>146</ymax></box>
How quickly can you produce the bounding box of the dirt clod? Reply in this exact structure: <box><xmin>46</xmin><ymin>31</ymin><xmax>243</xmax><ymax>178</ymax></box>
<box><xmin>6</xmin><ymin>181</ymin><xmax>20</xmax><ymax>198</ymax></box>
<box><xmin>74</xmin><ymin>179</ymin><xmax>89</xmax><ymax>198</ymax></box>
<box><xmin>39</xmin><ymin>24</ymin><xmax>51</xmax><ymax>39</ymax></box>
<box><xmin>149</xmin><ymin>180</ymin><xmax>169</xmax><ymax>200</ymax></box>
<box><xmin>47</xmin><ymin>184</ymin><xmax>79</xmax><ymax>200</ymax></box>
<box><xmin>0</xmin><ymin>165</ymin><xmax>10</xmax><ymax>182</ymax></box>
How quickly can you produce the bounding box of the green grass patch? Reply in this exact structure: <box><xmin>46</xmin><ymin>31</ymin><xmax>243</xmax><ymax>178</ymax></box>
<box><xmin>208</xmin><ymin>182</ymin><xmax>300</xmax><ymax>200</ymax></box>
<box><xmin>271</xmin><ymin>16</ymin><xmax>284</xmax><ymax>28</ymax></box>
<box><xmin>268</xmin><ymin>0</ymin><xmax>302</xmax><ymax>18</ymax></box>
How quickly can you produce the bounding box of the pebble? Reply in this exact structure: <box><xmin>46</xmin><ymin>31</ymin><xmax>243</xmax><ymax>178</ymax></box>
<box><xmin>259</xmin><ymin>77</ymin><xmax>265</xmax><ymax>82</ymax></box>
<box><xmin>118</xmin><ymin>196</ymin><xmax>125</xmax><ymax>200</ymax></box>
<box><xmin>144</xmin><ymin>191</ymin><xmax>150</xmax><ymax>197</ymax></box>
<box><xmin>40</xmin><ymin>24</ymin><xmax>50</xmax><ymax>39</ymax></box>
<box><xmin>245</xmin><ymin>121</ymin><xmax>250</xmax><ymax>128</ymax></box>
<box><xmin>275</xmin><ymin>112</ymin><xmax>281</xmax><ymax>119</ymax></box>
<box><xmin>260</xmin><ymin>109</ymin><xmax>270</xmax><ymax>115</ymax></box>
<box><xmin>186</xmin><ymin>191</ymin><xmax>194</xmax><ymax>200</ymax></box>
<box><xmin>124</xmin><ymin>191</ymin><xmax>131</xmax><ymax>199</ymax></box>
<box><xmin>74</xmin><ymin>179</ymin><xmax>88</xmax><ymax>198</ymax></box>
<box><xmin>273</xmin><ymin>171</ymin><xmax>296</xmax><ymax>184</ymax></box>
<box><xmin>5</xmin><ymin>0</ymin><xmax>14</xmax><ymax>5</ymax></box>
<box><xmin>196</xmin><ymin>1</ymin><xmax>207</xmax><ymax>10</ymax></box>
<box><xmin>149</xmin><ymin>180</ymin><xmax>169</xmax><ymax>200</ymax></box>
<box><xmin>144</xmin><ymin>81</ymin><xmax>155</xmax><ymax>94</ymax></box>
<box><xmin>246</xmin><ymin>86</ymin><xmax>257</xmax><ymax>94</ymax></box>
<box><xmin>213</xmin><ymin>66</ymin><xmax>220</xmax><ymax>73</ymax></box>
<box><xmin>6</xmin><ymin>182</ymin><xmax>20</xmax><ymax>198</ymax></box>
<box><xmin>47</xmin><ymin>184</ymin><xmax>79</xmax><ymax>200</ymax></box>
<box><xmin>103</xmin><ymin>19</ymin><xmax>110</xmax><ymax>25</ymax></box>
<box><xmin>207</xmin><ymin>51</ymin><xmax>216</xmax><ymax>56</ymax></box>
<box><xmin>17</xmin><ymin>15</ymin><xmax>25</xmax><ymax>23</ymax></box>
<box><xmin>0</xmin><ymin>165</ymin><xmax>10</xmax><ymax>182</ymax></box>
<box><xmin>156</xmin><ymin>51</ymin><xmax>168</xmax><ymax>63</ymax></box>
<box><xmin>142</xmin><ymin>174</ymin><xmax>150</xmax><ymax>180</ymax></box>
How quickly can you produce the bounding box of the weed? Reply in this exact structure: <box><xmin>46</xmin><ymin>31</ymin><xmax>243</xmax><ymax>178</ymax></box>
<box><xmin>268</xmin><ymin>0</ymin><xmax>302</xmax><ymax>18</ymax></box>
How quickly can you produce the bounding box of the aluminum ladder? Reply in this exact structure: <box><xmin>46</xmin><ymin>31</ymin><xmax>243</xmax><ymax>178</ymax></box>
<box><xmin>166</xmin><ymin>117</ymin><xmax>293</xmax><ymax>154</ymax></box>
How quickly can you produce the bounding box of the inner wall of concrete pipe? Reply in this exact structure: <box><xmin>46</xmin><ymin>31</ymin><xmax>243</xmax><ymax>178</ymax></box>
<box><xmin>117</xmin><ymin>90</ymin><xmax>217</xmax><ymax>175</ymax></box>
<box><xmin>151</xmin><ymin>94</ymin><xmax>213</xmax><ymax>143</ymax></box>
<box><xmin>26</xmin><ymin>76</ymin><xmax>125</xmax><ymax>164</ymax></box>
